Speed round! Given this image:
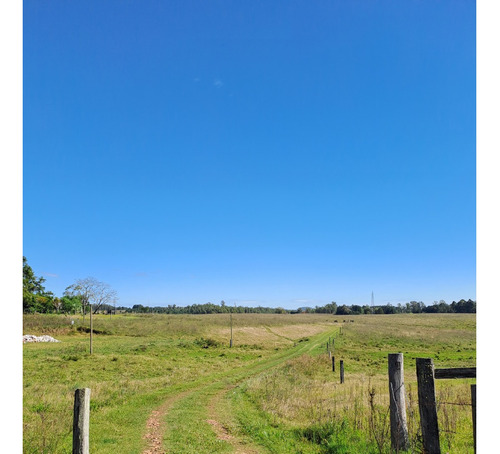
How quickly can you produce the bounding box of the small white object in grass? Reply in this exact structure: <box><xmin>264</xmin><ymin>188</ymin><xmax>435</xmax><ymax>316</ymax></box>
<box><xmin>23</xmin><ymin>335</ymin><xmax>61</xmax><ymax>343</ymax></box>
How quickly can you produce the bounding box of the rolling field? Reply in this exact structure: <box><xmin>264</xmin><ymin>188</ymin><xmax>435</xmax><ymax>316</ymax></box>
<box><xmin>23</xmin><ymin>313</ymin><xmax>476</xmax><ymax>453</ymax></box>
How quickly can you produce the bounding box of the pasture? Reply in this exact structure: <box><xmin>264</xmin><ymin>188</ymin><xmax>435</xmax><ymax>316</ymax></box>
<box><xmin>23</xmin><ymin>313</ymin><xmax>476</xmax><ymax>453</ymax></box>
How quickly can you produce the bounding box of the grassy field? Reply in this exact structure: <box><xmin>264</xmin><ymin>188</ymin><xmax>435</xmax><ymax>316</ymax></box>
<box><xmin>23</xmin><ymin>313</ymin><xmax>476</xmax><ymax>453</ymax></box>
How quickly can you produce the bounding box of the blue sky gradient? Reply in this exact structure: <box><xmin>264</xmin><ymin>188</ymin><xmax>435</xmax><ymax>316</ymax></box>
<box><xmin>23</xmin><ymin>0</ymin><xmax>476</xmax><ymax>308</ymax></box>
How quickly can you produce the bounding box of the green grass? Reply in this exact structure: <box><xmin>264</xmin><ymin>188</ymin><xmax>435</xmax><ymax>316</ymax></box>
<box><xmin>23</xmin><ymin>313</ymin><xmax>475</xmax><ymax>453</ymax></box>
<box><xmin>164</xmin><ymin>385</ymin><xmax>234</xmax><ymax>454</ymax></box>
<box><xmin>231</xmin><ymin>386</ymin><xmax>324</xmax><ymax>454</ymax></box>
<box><xmin>23</xmin><ymin>313</ymin><xmax>334</xmax><ymax>453</ymax></box>
<box><xmin>234</xmin><ymin>315</ymin><xmax>475</xmax><ymax>454</ymax></box>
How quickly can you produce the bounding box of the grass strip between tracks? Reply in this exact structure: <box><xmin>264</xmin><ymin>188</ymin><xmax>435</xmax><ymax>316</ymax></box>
<box><xmin>157</xmin><ymin>327</ymin><xmax>338</xmax><ymax>453</ymax></box>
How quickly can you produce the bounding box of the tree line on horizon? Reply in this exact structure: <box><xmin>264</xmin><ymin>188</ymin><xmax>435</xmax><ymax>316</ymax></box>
<box><xmin>23</xmin><ymin>257</ymin><xmax>476</xmax><ymax>315</ymax></box>
<box><xmin>127</xmin><ymin>298</ymin><xmax>476</xmax><ymax>315</ymax></box>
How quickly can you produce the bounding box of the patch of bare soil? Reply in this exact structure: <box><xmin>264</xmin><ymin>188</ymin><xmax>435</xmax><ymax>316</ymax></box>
<box><xmin>206</xmin><ymin>418</ymin><xmax>235</xmax><ymax>442</ymax></box>
<box><xmin>142</xmin><ymin>391</ymin><xmax>190</xmax><ymax>454</ymax></box>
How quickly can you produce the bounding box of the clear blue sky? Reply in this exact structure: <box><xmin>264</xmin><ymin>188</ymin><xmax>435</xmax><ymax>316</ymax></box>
<box><xmin>23</xmin><ymin>0</ymin><xmax>476</xmax><ymax>309</ymax></box>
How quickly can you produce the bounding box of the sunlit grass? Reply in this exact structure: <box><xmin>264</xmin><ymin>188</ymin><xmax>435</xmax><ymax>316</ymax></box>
<box><xmin>23</xmin><ymin>313</ymin><xmax>335</xmax><ymax>453</ymax></box>
<box><xmin>23</xmin><ymin>313</ymin><xmax>475</xmax><ymax>453</ymax></box>
<box><xmin>236</xmin><ymin>314</ymin><xmax>475</xmax><ymax>453</ymax></box>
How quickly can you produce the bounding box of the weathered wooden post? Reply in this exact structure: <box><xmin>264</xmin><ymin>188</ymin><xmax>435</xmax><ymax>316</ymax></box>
<box><xmin>416</xmin><ymin>358</ymin><xmax>440</xmax><ymax>454</ymax></box>
<box><xmin>332</xmin><ymin>356</ymin><xmax>335</xmax><ymax>372</ymax></box>
<box><xmin>73</xmin><ymin>388</ymin><xmax>91</xmax><ymax>454</ymax></box>
<box><xmin>230</xmin><ymin>313</ymin><xmax>233</xmax><ymax>348</ymax></box>
<box><xmin>471</xmin><ymin>384</ymin><xmax>476</xmax><ymax>453</ymax></box>
<box><xmin>388</xmin><ymin>353</ymin><xmax>410</xmax><ymax>451</ymax></box>
<box><xmin>340</xmin><ymin>360</ymin><xmax>344</xmax><ymax>384</ymax></box>
<box><xmin>89</xmin><ymin>304</ymin><xmax>93</xmax><ymax>354</ymax></box>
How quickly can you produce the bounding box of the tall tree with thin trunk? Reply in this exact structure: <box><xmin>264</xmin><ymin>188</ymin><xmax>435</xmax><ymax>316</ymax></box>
<box><xmin>65</xmin><ymin>277</ymin><xmax>118</xmax><ymax>316</ymax></box>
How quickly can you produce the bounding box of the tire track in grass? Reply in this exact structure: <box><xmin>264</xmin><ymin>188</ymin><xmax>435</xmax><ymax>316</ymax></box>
<box><xmin>206</xmin><ymin>385</ymin><xmax>263</xmax><ymax>454</ymax></box>
<box><xmin>143</xmin><ymin>325</ymin><xmax>338</xmax><ymax>453</ymax></box>
<box><xmin>211</xmin><ymin>327</ymin><xmax>339</xmax><ymax>452</ymax></box>
<box><xmin>262</xmin><ymin>325</ymin><xmax>294</xmax><ymax>343</ymax></box>
<box><xmin>142</xmin><ymin>390</ymin><xmax>191</xmax><ymax>454</ymax></box>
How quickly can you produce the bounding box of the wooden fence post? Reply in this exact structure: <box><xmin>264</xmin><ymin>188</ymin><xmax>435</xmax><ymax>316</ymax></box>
<box><xmin>471</xmin><ymin>384</ymin><xmax>476</xmax><ymax>453</ymax></box>
<box><xmin>89</xmin><ymin>304</ymin><xmax>93</xmax><ymax>354</ymax></box>
<box><xmin>73</xmin><ymin>388</ymin><xmax>91</xmax><ymax>454</ymax></box>
<box><xmin>230</xmin><ymin>313</ymin><xmax>233</xmax><ymax>348</ymax></box>
<box><xmin>416</xmin><ymin>358</ymin><xmax>441</xmax><ymax>454</ymax></box>
<box><xmin>388</xmin><ymin>353</ymin><xmax>409</xmax><ymax>451</ymax></box>
<box><xmin>340</xmin><ymin>360</ymin><xmax>344</xmax><ymax>384</ymax></box>
<box><xmin>332</xmin><ymin>356</ymin><xmax>335</xmax><ymax>372</ymax></box>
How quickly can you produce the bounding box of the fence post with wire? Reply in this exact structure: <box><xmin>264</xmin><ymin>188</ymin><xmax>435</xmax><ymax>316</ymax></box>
<box><xmin>416</xmin><ymin>358</ymin><xmax>476</xmax><ymax>454</ymax></box>
<box><xmin>388</xmin><ymin>353</ymin><xmax>410</xmax><ymax>452</ymax></box>
<box><xmin>416</xmin><ymin>358</ymin><xmax>441</xmax><ymax>454</ymax></box>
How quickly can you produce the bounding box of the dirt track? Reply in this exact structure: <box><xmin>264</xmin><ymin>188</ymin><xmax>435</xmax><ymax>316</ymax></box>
<box><xmin>141</xmin><ymin>325</ymin><xmax>335</xmax><ymax>453</ymax></box>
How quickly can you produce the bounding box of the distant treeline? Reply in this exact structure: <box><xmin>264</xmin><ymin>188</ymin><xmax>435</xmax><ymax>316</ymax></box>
<box><xmin>23</xmin><ymin>257</ymin><xmax>476</xmax><ymax>316</ymax></box>
<box><xmin>312</xmin><ymin>299</ymin><xmax>476</xmax><ymax>314</ymax></box>
<box><xmin>126</xmin><ymin>299</ymin><xmax>476</xmax><ymax>315</ymax></box>
<box><xmin>127</xmin><ymin>302</ymin><xmax>284</xmax><ymax>314</ymax></box>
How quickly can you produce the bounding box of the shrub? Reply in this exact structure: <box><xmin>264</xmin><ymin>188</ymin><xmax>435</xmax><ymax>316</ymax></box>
<box><xmin>193</xmin><ymin>337</ymin><xmax>220</xmax><ymax>348</ymax></box>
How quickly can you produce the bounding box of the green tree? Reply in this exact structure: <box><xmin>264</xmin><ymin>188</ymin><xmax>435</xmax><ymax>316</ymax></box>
<box><xmin>351</xmin><ymin>305</ymin><xmax>363</xmax><ymax>314</ymax></box>
<box><xmin>60</xmin><ymin>295</ymin><xmax>83</xmax><ymax>313</ymax></box>
<box><xmin>451</xmin><ymin>299</ymin><xmax>476</xmax><ymax>313</ymax></box>
<box><xmin>382</xmin><ymin>303</ymin><xmax>396</xmax><ymax>314</ymax></box>
<box><xmin>23</xmin><ymin>257</ymin><xmax>46</xmax><ymax>293</ymax></box>
<box><xmin>407</xmin><ymin>301</ymin><xmax>425</xmax><ymax>313</ymax></box>
<box><xmin>23</xmin><ymin>256</ymin><xmax>49</xmax><ymax>313</ymax></box>
<box><xmin>325</xmin><ymin>302</ymin><xmax>338</xmax><ymax>314</ymax></box>
<box><xmin>336</xmin><ymin>305</ymin><xmax>351</xmax><ymax>315</ymax></box>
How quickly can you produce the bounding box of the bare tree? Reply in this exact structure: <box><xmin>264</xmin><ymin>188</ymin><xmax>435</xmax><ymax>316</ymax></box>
<box><xmin>65</xmin><ymin>277</ymin><xmax>117</xmax><ymax>315</ymax></box>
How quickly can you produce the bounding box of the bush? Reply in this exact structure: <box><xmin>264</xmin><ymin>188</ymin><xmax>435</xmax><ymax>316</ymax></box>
<box><xmin>193</xmin><ymin>337</ymin><xmax>220</xmax><ymax>348</ymax></box>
